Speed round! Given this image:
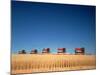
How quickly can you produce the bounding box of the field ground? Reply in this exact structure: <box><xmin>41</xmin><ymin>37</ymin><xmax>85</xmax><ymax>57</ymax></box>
<box><xmin>11</xmin><ymin>54</ymin><xmax>96</xmax><ymax>74</ymax></box>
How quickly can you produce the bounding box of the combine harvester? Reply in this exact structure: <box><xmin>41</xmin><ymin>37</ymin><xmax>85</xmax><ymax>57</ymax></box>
<box><xmin>11</xmin><ymin>48</ymin><xmax>96</xmax><ymax>74</ymax></box>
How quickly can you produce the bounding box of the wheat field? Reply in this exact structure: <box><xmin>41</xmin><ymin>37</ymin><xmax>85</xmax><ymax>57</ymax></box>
<box><xmin>11</xmin><ymin>54</ymin><xmax>96</xmax><ymax>74</ymax></box>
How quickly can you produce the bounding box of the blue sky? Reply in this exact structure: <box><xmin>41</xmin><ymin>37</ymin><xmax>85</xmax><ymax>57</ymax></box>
<box><xmin>11</xmin><ymin>1</ymin><xmax>96</xmax><ymax>54</ymax></box>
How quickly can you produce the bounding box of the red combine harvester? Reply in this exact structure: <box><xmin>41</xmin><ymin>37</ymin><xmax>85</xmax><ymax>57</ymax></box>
<box><xmin>42</xmin><ymin>48</ymin><xmax>50</xmax><ymax>54</ymax></box>
<box><xmin>57</xmin><ymin>48</ymin><xmax>66</xmax><ymax>54</ymax></box>
<box><xmin>30</xmin><ymin>49</ymin><xmax>38</xmax><ymax>54</ymax></box>
<box><xmin>18</xmin><ymin>50</ymin><xmax>26</xmax><ymax>54</ymax></box>
<box><xmin>75</xmin><ymin>48</ymin><xmax>85</xmax><ymax>55</ymax></box>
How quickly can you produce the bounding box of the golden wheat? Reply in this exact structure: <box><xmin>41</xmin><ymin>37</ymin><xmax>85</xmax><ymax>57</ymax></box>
<box><xmin>11</xmin><ymin>54</ymin><xmax>96</xmax><ymax>74</ymax></box>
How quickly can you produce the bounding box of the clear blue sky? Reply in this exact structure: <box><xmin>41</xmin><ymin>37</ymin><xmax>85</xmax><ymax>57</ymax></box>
<box><xmin>11</xmin><ymin>1</ymin><xmax>96</xmax><ymax>54</ymax></box>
